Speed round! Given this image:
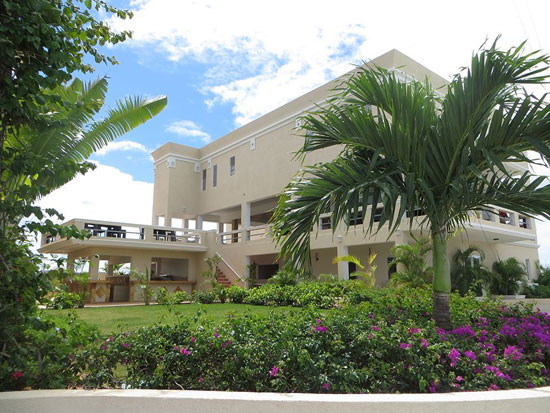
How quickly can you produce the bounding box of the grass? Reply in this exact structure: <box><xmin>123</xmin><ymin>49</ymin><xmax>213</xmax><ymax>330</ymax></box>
<box><xmin>43</xmin><ymin>303</ymin><xmax>298</xmax><ymax>335</ymax></box>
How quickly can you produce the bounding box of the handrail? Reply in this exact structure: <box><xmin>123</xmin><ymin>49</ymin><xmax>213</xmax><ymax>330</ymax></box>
<box><xmin>215</xmin><ymin>252</ymin><xmax>245</xmax><ymax>282</ymax></box>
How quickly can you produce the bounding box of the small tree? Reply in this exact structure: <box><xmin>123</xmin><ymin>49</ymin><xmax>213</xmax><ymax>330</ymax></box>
<box><xmin>490</xmin><ymin>258</ymin><xmax>527</xmax><ymax>296</ymax></box>
<box><xmin>332</xmin><ymin>253</ymin><xmax>377</xmax><ymax>287</ymax></box>
<box><xmin>451</xmin><ymin>247</ymin><xmax>491</xmax><ymax>296</ymax></box>
<box><xmin>132</xmin><ymin>268</ymin><xmax>154</xmax><ymax>305</ymax></box>
<box><xmin>389</xmin><ymin>239</ymin><xmax>433</xmax><ymax>288</ymax></box>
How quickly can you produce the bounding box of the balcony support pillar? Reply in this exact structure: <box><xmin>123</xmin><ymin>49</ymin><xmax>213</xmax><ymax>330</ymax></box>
<box><xmin>337</xmin><ymin>244</ymin><xmax>349</xmax><ymax>280</ymax></box>
<box><xmin>241</xmin><ymin>202</ymin><xmax>251</xmax><ymax>242</ymax></box>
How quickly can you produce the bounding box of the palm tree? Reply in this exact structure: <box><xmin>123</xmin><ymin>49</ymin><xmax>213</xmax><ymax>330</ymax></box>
<box><xmin>270</xmin><ymin>41</ymin><xmax>550</xmax><ymax>329</ymax></box>
<box><xmin>389</xmin><ymin>238</ymin><xmax>433</xmax><ymax>288</ymax></box>
<box><xmin>451</xmin><ymin>246</ymin><xmax>490</xmax><ymax>296</ymax></box>
<box><xmin>490</xmin><ymin>257</ymin><xmax>527</xmax><ymax>295</ymax></box>
<box><xmin>3</xmin><ymin>77</ymin><xmax>167</xmax><ymax>219</ymax></box>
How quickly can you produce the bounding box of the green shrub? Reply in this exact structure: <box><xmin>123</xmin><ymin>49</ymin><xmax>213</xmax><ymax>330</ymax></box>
<box><xmin>78</xmin><ymin>289</ymin><xmax>550</xmax><ymax>393</ymax></box>
<box><xmin>227</xmin><ymin>286</ymin><xmax>248</xmax><ymax>303</ymax></box>
<box><xmin>157</xmin><ymin>289</ymin><xmax>191</xmax><ymax>305</ymax></box>
<box><xmin>46</xmin><ymin>292</ymin><xmax>82</xmax><ymax>309</ymax></box>
<box><xmin>192</xmin><ymin>290</ymin><xmax>217</xmax><ymax>304</ymax></box>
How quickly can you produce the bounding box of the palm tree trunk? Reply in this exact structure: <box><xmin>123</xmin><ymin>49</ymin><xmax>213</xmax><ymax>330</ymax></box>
<box><xmin>432</xmin><ymin>230</ymin><xmax>451</xmax><ymax>330</ymax></box>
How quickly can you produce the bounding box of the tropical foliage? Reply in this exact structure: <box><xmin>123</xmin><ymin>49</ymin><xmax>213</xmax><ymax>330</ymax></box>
<box><xmin>271</xmin><ymin>40</ymin><xmax>550</xmax><ymax>328</ymax></box>
<box><xmin>389</xmin><ymin>239</ymin><xmax>432</xmax><ymax>288</ymax></box>
<box><xmin>489</xmin><ymin>258</ymin><xmax>527</xmax><ymax>296</ymax></box>
<box><xmin>333</xmin><ymin>253</ymin><xmax>377</xmax><ymax>287</ymax></box>
<box><xmin>0</xmin><ymin>1</ymin><xmax>166</xmax><ymax>389</ymax></box>
<box><xmin>451</xmin><ymin>247</ymin><xmax>491</xmax><ymax>296</ymax></box>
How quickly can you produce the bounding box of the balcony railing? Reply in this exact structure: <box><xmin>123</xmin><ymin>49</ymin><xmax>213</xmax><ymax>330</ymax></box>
<box><xmin>42</xmin><ymin>219</ymin><xmax>207</xmax><ymax>248</ymax></box>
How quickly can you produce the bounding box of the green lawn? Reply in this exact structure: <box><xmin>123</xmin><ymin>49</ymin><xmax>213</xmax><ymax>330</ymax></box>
<box><xmin>43</xmin><ymin>303</ymin><xmax>298</xmax><ymax>335</ymax></box>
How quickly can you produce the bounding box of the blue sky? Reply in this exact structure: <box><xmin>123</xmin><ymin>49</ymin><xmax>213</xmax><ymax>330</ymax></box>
<box><xmin>39</xmin><ymin>0</ymin><xmax>550</xmax><ymax>263</ymax></box>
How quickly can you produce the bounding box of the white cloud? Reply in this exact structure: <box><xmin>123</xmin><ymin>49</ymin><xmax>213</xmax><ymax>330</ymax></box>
<box><xmin>112</xmin><ymin>1</ymin><xmax>550</xmax><ymax>126</ymax></box>
<box><xmin>95</xmin><ymin>140</ymin><xmax>149</xmax><ymax>156</ymax></box>
<box><xmin>165</xmin><ymin>120</ymin><xmax>211</xmax><ymax>143</ymax></box>
<box><xmin>37</xmin><ymin>162</ymin><xmax>153</xmax><ymax>225</ymax></box>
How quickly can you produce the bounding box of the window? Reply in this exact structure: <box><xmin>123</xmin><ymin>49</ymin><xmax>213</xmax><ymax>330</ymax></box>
<box><xmin>519</xmin><ymin>215</ymin><xmax>529</xmax><ymax>229</ymax></box>
<box><xmin>230</xmin><ymin>156</ymin><xmax>236</xmax><ymax>176</ymax></box>
<box><xmin>320</xmin><ymin>216</ymin><xmax>331</xmax><ymax>230</ymax></box>
<box><xmin>213</xmin><ymin>164</ymin><xmax>217</xmax><ymax>187</ymax></box>
<box><xmin>202</xmin><ymin>169</ymin><xmax>206</xmax><ymax>191</ymax></box>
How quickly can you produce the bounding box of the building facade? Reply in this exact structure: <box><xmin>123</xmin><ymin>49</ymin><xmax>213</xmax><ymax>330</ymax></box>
<box><xmin>39</xmin><ymin>50</ymin><xmax>540</xmax><ymax>302</ymax></box>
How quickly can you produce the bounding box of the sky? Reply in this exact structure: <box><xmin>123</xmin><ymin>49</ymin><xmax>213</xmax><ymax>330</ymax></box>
<box><xmin>38</xmin><ymin>0</ymin><xmax>550</xmax><ymax>263</ymax></box>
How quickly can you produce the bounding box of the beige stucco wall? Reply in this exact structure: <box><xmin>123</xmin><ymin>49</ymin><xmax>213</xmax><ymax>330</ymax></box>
<box><xmin>2</xmin><ymin>388</ymin><xmax>550</xmax><ymax>413</ymax></box>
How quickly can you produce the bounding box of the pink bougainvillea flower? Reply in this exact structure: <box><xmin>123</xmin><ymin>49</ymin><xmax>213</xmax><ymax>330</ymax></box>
<box><xmin>428</xmin><ymin>380</ymin><xmax>437</xmax><ymax>393</ymax></box>
<box><xmin>316</xmin><ymin>318</ymin><xmax>322</xmax><ymax>324</ymax></box>
<box><xmin>12</xmin><ymin>371</ymin><xmax>23</xmax><ymax>379</ymax></box>
<box><xmin>456</xmin><ymin>376</ymin><xmax>464</xmax><ymax>382</ymax></box>
<box><xmin>199</xmin><ymin>377</ymin><xmax>204</xmax><ymax>383</ymax></box>
<box><xmin>314</xmin><ymin>326</ymin><xmax>328</xmax><ymax>333</ymax></box>
<box><xmin>464</xmin><ymin>350</ymin><xmax>476</xmax><ymax>360</ymax></box>
<box><xmin>448</xmin><ymin>348</ymin><xmax>460</xmax><ymax>367</ymax></box>
<box><xmin>408</xmin><ymin>328</ymin><xmax>421</xmax><ymax>335</ymax></box>
<box><xmin>421</xmin><ymin>338</ymin><xmax>428</xmax><ymax>348</ymax></box>
<box><xmin>122</xmin><ymin>343</ymin><xmax>129</xmax><ymax>348</ymax></box>
<box><xmin>322</xmin><ymin>382</ymin><xmax>330</xmax><ymax>391</ymax></box>
<box><xmin>174</xmin><ymin>346</ymin><xmax>179</xmax><ymax>351</ymax></box>
<box><xmin>180</xmin><ymin>348</ymin><xmax>191</xmax><ymax>356</ymax></box>
<box><xmin>108</xmin><ymin>336</ymin><xmax>114</xmax><ymax>342</ymax></box>
<box><xmin>503</xmin><ymin>345</ymin><xmax>522</xmax><ymax>360</ymax></box>
<box><xmin>488</xmin><ymin>384</ymin><xmax>500</xmax><ymax>391</ymax></box>
<box><xmin>269</xmin><ymin>365</ymin><xmax>279</xmax><ymax>377</ymax></box>
<box><xmin>399</xmin><ymin>343</ymin><xmax>412</xmax><ymax>349</ymax></box>
<box><xmin>371</xmin><ymin>326</ymin><xmax>380</xmax><ymax>331</ymax></box>
<box><xmin>190</xmin><ymin>336</ymin><xmax>196</xmax><ymax>343</ymax></box>
<box><xmin>214</xmin><ymin>331</ymin><xmax>219</xmax><ymax>339</ymax></box>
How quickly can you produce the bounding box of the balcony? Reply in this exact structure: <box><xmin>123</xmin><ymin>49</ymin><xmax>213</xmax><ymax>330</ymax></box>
<box><xmin>39</xmin><ymin>218</ymin><xmax>209</xmax><ymax>254</ymax></box>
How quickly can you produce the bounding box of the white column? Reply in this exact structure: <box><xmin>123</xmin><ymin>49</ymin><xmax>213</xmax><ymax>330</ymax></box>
<box><xmin>196</xmin><ymin>215</ymin><xmax>203</xmax><ymax>230</ymax></box>
<box><xmin>218</xmin><ymin>222</ymin><xmax>225</xmax><ymax>233</ymax></box>
<box><xmin>241</xmin><ymin>202</ymin><xmax>251</xmax><ymax>241</ymax></box>
<box><xmin>184</xmin><ymin>219</ymin><xmax>190</xmax><ymax>229</ymax></box>
<box><xmin>336</xmin><ymin>244</ymin><xmax>349</xmax><ymax>280</ymax></box>
<box><xmin>244</xmin><ymin>255</ymin><xmax>251</xmax><ymax>288</ymax></box>
<box><xmin>89</xmin><ymin>254</ymin><xmax>100</xmax><ymax>281</ymax></box>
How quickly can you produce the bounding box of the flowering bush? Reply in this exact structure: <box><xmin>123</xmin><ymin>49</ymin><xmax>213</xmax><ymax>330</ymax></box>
<box><xmin>46</xmin><ymin>291</ymin><xmax>82</xmax><ymax>309</ymax></box>
<box><xmin>76</xmin><ymin>288</ymin><xmax>550</xmax><ymax>393</ymax></box>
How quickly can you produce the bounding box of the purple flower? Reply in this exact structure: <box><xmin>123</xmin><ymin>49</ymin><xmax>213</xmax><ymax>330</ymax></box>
<box><xmin>322</xmin><ymin>382</ymin><xmax>330</xmax><ymax>391</ymax></box>
<box><xmin>316</xmin><ymin>318</ymin><xmax>322</xmax><ymax>324</ymax></box>
<box><xmin>421</xmin><ymin>338</ymin><xmax>428</xmax><ymax>348</ymax></box>
<box><xmin>108</xmin><ymin>336</ymin><xmax>114</xmax><ymax>342</ymax></box>
<box><xmin>408</xmin><ymin>328</ymin><xmax>421</xmax><ymax>334</ymax></box>
<box><xmin>174</xmin><ymin>345</ymin><xmax>179</xmax><ymax>351</ymax></box>
<box><xmin>428</xmin><ymin>380</ymin><xmax>437</xmax><ymax>393</ymax></box>
<box><xmin>314</xmin><ymin>326</ymin><xmax>328</xmax><ymax>333</ymax></box>
<box><xmin>503</xmin><ymin>345</ymin><xmax>522</xmax><ymax>360</ymax></box>
<box><xmin>451</xmin><ymin>325</ymin><xmax>475</xmax><ymax>337</ymax></box>
<box><xmin>448</xmin><ymin>348</ymin><xmax>460</xmax><ymax>367</ymax></box>
<box><xmin>371</xmin><ymin>326</ymin><xmax>380</xmax><ymax>331</ymax></box>
<box><xmin>199</xmin><ymin>377</ymin><xmax>204</xmax><ymax>383</ymax></box>
<box><xmin>488</xmin><ymin>384</ymin><xmax>500</xmax><ymax>391</ymax></box>
<box><xmin>101</xmin><ymin>345</ymin><xmax>108</xmax><ymax>351</ymax></box>
<box><xmin>214</xmin><ymin>331</ymin><xmax>219</xmax><ymax>339</ymax></box>
<box><xmin>122</xmin><ymin>343</ymin><xmax>129</xmax><ymax>348</ymax></box>
<box><xmin>190</xmin><ymin>336</ymin><xmax>196</xmax><ymax>343</ymax></box>
<box><xmin>456</xmin><ymin>376</ymin><xmax>464</xmax><ymax>382</ymax></box>
<box><xmin>269</xmin><ymin>365</ymin><xmax>279</xmax><ymax>377</ymax></box>
<box><xmin>400</xmin><ymin>343</ymin><xmax>412</xmax><ymax>349</ymax></box>
<box><xmin>464</xmin><ymin>350</ymin><xmax>477</xmax><ymax>360</ymax></box>
<box><xmin>180</xmin><ymin>347</ymin><xmax>191</xmax><ymax>356</ymax></box>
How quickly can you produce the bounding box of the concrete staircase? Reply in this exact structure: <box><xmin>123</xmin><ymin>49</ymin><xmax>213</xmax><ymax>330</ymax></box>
<box><xmin>216</xmin><ymin>269</ymin><xmax>232</xmax><ymax>287</ymax></box>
